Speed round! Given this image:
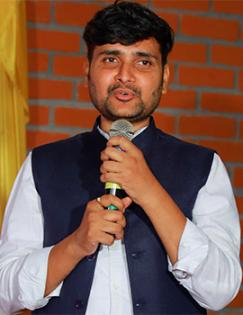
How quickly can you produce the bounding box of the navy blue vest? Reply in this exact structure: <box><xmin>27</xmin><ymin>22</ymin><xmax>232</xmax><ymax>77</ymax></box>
<box><xmin>32</xmin><ymin>117</ymin><xmax>214</xmax><ymax>315</ymax></box>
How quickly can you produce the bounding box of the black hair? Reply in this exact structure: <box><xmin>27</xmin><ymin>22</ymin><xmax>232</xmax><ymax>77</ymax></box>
<box><xmin>83</xmin><ymin>0</ymin><xmax>174</xmax><ymax>66</ymax></box>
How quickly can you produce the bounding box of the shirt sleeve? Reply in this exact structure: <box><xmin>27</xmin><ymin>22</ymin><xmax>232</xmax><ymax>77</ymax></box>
<box><xmin>0</xmin><ymin>153</ymin><xmax>62</xmax><ymax>315</ymax></box>
<box><xmin>168</xmin><ymin>153</ymin><xmax>242</xmax><ymax>311</ymax></box>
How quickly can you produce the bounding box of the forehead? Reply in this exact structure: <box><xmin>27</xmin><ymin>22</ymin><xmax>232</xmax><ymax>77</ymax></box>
<box><xmin>92</xmin><ymin>37</ymin><xmax>162</xmax><ymax>59</ymax></box>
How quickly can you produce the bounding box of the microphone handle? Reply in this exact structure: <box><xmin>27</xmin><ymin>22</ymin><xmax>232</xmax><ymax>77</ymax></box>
<box><xmin>105</xmin><ymin>182</ymin><xmax>127</xmax><ymax>210</ymax></box>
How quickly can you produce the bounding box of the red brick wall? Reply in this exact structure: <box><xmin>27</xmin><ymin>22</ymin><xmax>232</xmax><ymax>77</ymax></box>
<box><xmin>26</xmin><ymin>1</ymin><xmax>243</xmax><ymax>314</ymax></box>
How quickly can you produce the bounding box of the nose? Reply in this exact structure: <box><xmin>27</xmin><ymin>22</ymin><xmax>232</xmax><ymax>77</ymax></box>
<box><xmin>114</xmin><ymin>62</ymin><xmax>135</xmax><ymax>84</ymax></box>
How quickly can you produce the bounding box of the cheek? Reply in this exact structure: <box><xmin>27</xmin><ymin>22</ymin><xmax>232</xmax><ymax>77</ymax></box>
<box><xmin>140</xmin><ymin>75</ymin><xmax>161</xmax><ymax>98</ymax></box>
<box><xmin>90</xmin><ymin>71</ymin><xmax>113</xmax><ymax>96</ymax></box>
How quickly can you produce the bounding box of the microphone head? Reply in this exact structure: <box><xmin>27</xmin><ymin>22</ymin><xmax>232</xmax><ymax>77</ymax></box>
<box><xmin>109</xmin><ymin>119</ymin><xmax>134</xmax><ymax>141</ymax></box>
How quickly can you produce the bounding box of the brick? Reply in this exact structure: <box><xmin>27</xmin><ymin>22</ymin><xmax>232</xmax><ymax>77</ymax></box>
<box><xmin>212</xmin><ymin>45</ymin><xmax>243</xmax><ymax>67</ymax></box>
<box><xmin>201</xmin><ymin>93</ymin><xmax>243</xmax><ymax>114</ymax></box>
<box><xmin>181</xmin><ymin>15</ymin><xmax>240</xmax><ymax>41</ymax></box>
<box><xmin>27</xmin><ymin>130</ymin><xmax>69</xmax><ymax>149</ymax></box>
<box><xmin>160</xmin><ymin>90</ymin><xmax>196</xmax><ymax>110</ymax></box>
<box><xmin>179</xmin><ymin>116</ymin><xmax>236</xmax><ymax>138</ymax></box>
<box><xmin>236</xmin><ymin>196</ymin><xmax>243</xmax><ymax>214</ymax></box>
<box><xmin>26</xmin><ymin>0</ymin><xmax>51</xmax><ymax>23</ymax></box>
<box><xmin>28</xmin><ymin>29</ymin><xmax>80</xmax><ymax>52</ymax></box>
<box><xmin>241</xmin><ymin>121</ymin><xmax>243</xmax><ymax>138</ymax></box>
<box><xmin>77</xmin><ymin>83</ymin><xmax>90</xmax><ymax>102</ymax></box>
<box><xmin>28</xmin><ymin>52</ymin><xmax>49</xmax><ymax>72</ymax></box>
<box><xmin>55</xmin><ymin>2</ymin><xmax>102</xmax><ymax>27</ymax></box>
<box><xmin>239</xmin><ymin>71</ymin><xmax>243</xmax><ymax>91</ymax></box>
<box><xmin>213</xmin><ymin>0</ymin><xmax>243</xmax><ymax>14</ymax></box>
<box><xmin>153</xmin><ymin>112</ymin><xmax>175</xmax><ymax>134</ymax></box>
<box><xmin>29</xmin><ymin>78</ymin><xmax>73</xmax><ymax>100</ymax></box>
<box><xmin>229</xmin><ymin>290</ymin><xmax>243</xmax><ymax>307</ymax></box>
<box><xmin>157</xmin><ymin>12</ymin><xmax>179</xmax><ymax>32</ymax></box>
<box><xmin>152</xmin><ymin>0</ymin><xmax>209</xmax><ymax>11</ymax></box>
<box><xmin>170</xmin><ymin>42</ymin><xmax>207</xmax><ymax>63</ymax></box>
<box><xmin>55</xmin><ymin>108</ymin><xmax>98</xmax><ymax>129</ymax></box>
<box><xmin>179</xmin><ymin>66</ymin><xmax>234</xmax><ymax>88</ymax></box>
<box><xmin>53</xmin><ymin>56</ymin><xmax>87</xmax><ymax>77</ymax></box>
<box><xmin>199</xmin><ymin>140</ymin><xmax>243</xmax><ymax>163</ymax></box>
<box><xmin>234</xmin><ymin>167</ymin><xmax>243</xmax><ymax>187</ymax></box>
<box><xmin>29</xmin><ymin>105</ymin><xmax>49</xmax><ymax>125</ymax></box>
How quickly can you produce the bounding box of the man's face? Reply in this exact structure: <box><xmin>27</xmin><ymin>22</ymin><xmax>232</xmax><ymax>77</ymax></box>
<box><xmin>88</xmin><ymin>37</ymin><xmax>169</xmax><ymax>127</ymax></box>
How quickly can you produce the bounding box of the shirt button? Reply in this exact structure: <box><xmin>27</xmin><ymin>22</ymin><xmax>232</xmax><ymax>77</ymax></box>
<box><xmin>74</xmin><ymin>300</ymin><xmax>84</xmax><ymax>309</ymax></box>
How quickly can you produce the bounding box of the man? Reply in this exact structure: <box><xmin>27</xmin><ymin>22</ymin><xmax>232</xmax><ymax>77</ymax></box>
<box><xmin>0</xmin><ymin>1</ymin><xmax>241</xmax><ymax>314</ymax></box>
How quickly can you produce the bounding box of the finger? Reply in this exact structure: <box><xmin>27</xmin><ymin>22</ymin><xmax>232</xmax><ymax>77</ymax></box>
<box><xmin>100</xmin><ymin>160</ymin><xmax>120</xmax><ymax>174</ymax></box>
<box><xmin>122</xmin><ymin>196</ymin><xmax>132</xmax><ymax>209</ymax></box>
<box><xmin>98</xmin><ymin>194</ymin><xmax>125</xmax><ymax>211</ymax></box>
<box><xmin>103</xmin><ymin>212</ymin><xmax>126</xmax><ymax>229</ymax></box>
<box><xmin>98</xmin><ymin>232</ymin><xmax>115</xmax><ymax>246</ymax></box>
<box><xmin>107</xmin><ymin>136</ymin><xmax>135</xmax><ymax>153</ymax></box>
<box><xmin>101</xmin><ymin>146</ymin><xmax>125</xmax><ymax>162</ymax></box>
<box><xmin>115</xmin><ymin>230</ymin><xmax>124</xmax><ymax>241</ymax></box>
<box><xmin>100</xmin><ymin>172</ymin><xmax>122</xmax><ymax>186</ymax></box>
<box><xmin>103</xmin><ymin>210</ymin><xmax>124</xmax><ymax>222</ymax></box>
<box><xmin>101</xmin><ymin>220</ymin><xmax>124</xmax><ymax>235</ymax></box>
<box><xmin>118</xmin><ymin>216</ymin><xmax>126</xmax><ymax>228</ymax></box>
<box><xmin>100</xmin><ymin>150</ymin><xmax>110</xmax><ymax>162</ymax></box>
<box><xmin>87</xmin><ymin>198</ymin><xmax>104</xmax><ymax>212</ymax></box>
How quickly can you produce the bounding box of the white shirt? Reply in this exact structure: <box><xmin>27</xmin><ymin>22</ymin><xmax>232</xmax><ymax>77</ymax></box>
<box><xmin>0</xmin><ymin>146</ymin><xmax>241</xmax><ymax>314</ymax></box>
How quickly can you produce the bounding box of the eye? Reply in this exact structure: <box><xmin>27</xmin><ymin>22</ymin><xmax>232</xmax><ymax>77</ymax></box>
<box><xmin>137</xmin><ymin>60</ymin><xmax>152</xmax><ymax>67</ymax></box>
<box><xmin>103</xmin><ymin>57</ymin><xmax>118</xmax><ymax>63</ymax></box>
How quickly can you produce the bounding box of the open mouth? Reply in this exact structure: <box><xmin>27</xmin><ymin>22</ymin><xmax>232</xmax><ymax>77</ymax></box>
<box><xmin>113</xmin><ymin>88</ymin><xmax>135</xmax><ymax>102</ymax></box>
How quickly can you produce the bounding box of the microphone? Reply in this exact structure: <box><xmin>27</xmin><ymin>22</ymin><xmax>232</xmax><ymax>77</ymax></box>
<box><xmin>105</xmin><ymin>119</ymin><xmax>134</xmax><ymax>210</ymax></box>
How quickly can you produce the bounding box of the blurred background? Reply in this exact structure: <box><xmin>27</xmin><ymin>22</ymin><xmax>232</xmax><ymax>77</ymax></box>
<box><xmin>0</xmin><ymin>1</ymin><xmax>243</xmax><ymax>314</ymax></box>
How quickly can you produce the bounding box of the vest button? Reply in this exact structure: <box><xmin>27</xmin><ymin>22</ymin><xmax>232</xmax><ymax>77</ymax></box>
<box><xmin>131</xmin><ymin>252</ymin><xmax>139</xmax><ymax>259</ymax></box>
<box><xmin>135</xmin><ymin>301</ymin><xmax>143</xmax><ymax>308</ymax></box>
<box><xmin>74</xmin><ymin>300</ymin><xmax>84</xmax><ymax>309</ymax></box>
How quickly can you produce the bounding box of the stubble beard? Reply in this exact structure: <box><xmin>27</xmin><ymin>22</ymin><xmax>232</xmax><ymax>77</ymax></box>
<box><xmin>89</xmin><ymin>80</ymin><xmax>163</xmax><ymax>123</ymax></box>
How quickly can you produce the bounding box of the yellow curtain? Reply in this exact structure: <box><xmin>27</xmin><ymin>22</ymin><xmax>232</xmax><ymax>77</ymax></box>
<box><xmin>0</xmin><ymin>0</ymin><xmax>29</xmax><ymax>228</ymax></box>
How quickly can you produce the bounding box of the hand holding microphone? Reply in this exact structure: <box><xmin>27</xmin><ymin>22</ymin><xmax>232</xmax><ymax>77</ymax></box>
<box><xmin>104</xmin><ymin>119</ymin><xmax>134</xmax><ymax>210</ymax></box>
<box><xmin>100</xmin><ymin>120</ymin><xmax>159</xmax><ymax>209</ymax></box>
<box><xmin>74</xmin><ymin>120</ymin><xmax>135</xmax><ymax>253</ymax></box>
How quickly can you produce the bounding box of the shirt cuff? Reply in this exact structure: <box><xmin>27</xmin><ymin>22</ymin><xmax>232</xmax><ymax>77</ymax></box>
<box><xmin>18</xmin><ymin>246</ymin><xmax>63</xmax><ymax>310</ymax></box>
<box><xmin>168</xmin><ymin>219</ymin><xmax>209</xmax><ymax>281</ymax></box>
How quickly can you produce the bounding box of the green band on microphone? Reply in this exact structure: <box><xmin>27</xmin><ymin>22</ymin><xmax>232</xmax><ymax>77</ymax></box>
<box><xmin>107</xmin><ymin>204</ymin><xmax>118</xmax><ymax>211</ymax></box>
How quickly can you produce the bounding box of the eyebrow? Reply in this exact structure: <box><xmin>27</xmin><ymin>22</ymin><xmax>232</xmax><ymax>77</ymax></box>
<box><xmin>136</xmin><ymin>51</ymin><xmax>158</xmax><ymax>60</ymax></box>
<box><xmin>98</xmin><ymin>49</ymin><xmax>159</xmax><ymax>61</ymax></box>
<box><xmin>98</xmin><ymin>50</ymin><xmax>121</xmax><ymax>56</ymax></box>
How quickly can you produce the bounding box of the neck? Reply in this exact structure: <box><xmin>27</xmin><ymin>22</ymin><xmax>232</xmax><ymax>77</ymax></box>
<box><xmin>100</xmin><ymin>116</ymin><xmax>150</xmax><ymax>133</ymax></box>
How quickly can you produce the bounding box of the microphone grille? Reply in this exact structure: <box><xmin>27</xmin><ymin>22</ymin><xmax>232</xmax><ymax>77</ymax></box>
<box><xmin>109</xmin><ymin>119</ymin><xmax>134</xmax><ymax>141</ymax></box>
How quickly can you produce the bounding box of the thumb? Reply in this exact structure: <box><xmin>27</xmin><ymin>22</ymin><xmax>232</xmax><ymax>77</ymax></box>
<box><xmin>122</xmin><ymin>196</ymin><xmax>132</xmax><ymax>209</ymax></box>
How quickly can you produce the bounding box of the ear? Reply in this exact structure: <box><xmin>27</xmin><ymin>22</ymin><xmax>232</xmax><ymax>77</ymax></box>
<box><xmin>82</xmin><ymin>58</ymin><xmax>90</xmax><ymax>86</ymax></box>
<box><xmin>162</xmin><ymin>64</ymin><xmax>170</xmax><ymax>95</ymax></box>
